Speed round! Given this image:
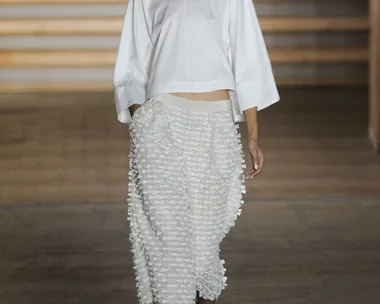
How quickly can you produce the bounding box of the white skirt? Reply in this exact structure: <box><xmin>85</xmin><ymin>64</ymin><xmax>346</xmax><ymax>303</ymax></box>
<box><xmin>127</xmin><ymin>93</ymin><xmax>246</xmax><ymax>304</ymax></box>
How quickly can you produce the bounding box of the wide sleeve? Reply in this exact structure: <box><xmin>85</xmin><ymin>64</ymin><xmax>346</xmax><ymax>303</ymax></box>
<box><xmin>228</xmin><ymin>0</ymin><xmax>280</xmax><ymax>113</ymax></box>
<box><xmin>113</xmin><ymin>0</ymin><xmax>153</xmax><ymax>123</ymax></box>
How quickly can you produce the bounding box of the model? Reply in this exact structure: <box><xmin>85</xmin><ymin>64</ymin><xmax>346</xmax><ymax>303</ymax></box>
<box><xmin>113</xmin><ymin>0</ymin><xmax>280</xmax><ymax>303</ymax></box>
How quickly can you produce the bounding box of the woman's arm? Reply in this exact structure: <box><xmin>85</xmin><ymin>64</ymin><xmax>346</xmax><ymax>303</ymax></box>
<box><xmin>244</xmin><ymin>107</ymin><xmax>264</xmax><ymax>179</ymax></box>
<box><xmin>113</xmin><ymin>0</ymin><xmax>152</xmax><ymax>123</ymax></box>
<box><xmin>228</xmin><ymin>0</ymin><xmax>279</xmax><ymax>178</ymax></box>
<box><xmin>245</xmin><ymin>107</ymin><xmax>258</xmax><ymax>142</ymax></box>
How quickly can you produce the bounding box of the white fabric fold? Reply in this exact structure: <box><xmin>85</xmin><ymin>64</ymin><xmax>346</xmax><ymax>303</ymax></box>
<box><xmin>113</xmin><ymin>0</ymin><xmax>280</xmax><ymax>124</ymax></box>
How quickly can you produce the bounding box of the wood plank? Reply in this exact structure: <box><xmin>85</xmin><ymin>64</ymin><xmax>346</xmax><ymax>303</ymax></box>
<box><xmin>276</xmin><ymin>77</ymin><xmax>367</xmax><ymax>86</ymax></box>
<box><xmin>0</xmin><ymin>78</ymin><xmax>367</xmax><ymax>93</ymax></box>
<box><xmin>0</xmin><ymin>83</ymin><xmax>113</xmax><ymax>92</ymax></box>
<box><xmin>0</xmin><ymin>18</ymin><xmax>123</xmax><ymax>36</ymax></box>
<box><xmin>260</xmin><ymin>17</ymin><xmax>369</xmax><ymax>32</ymax></box>
<box><xmin>0</xmin><ymin>17</ymin><xmax>369</xmax><ymax>36</ymax></box>
<box><xmin>0</xmin><ymin>48</ymin><xmax>369</xmax><ymax>68</ymax></box>
<box><xmin>270</xmin><ymin>48</ymin><xmax>369</xmax><ymax>64</ymax></box>
<box><xmin>369</xmin><ymin>0</ymin><xmax>380</xmax><ymax>152</ymax></box>
<box><xmin>0</xmin><ymin>0</ymin><xmax>327</xmax><ymax>4</ymax></box>
<box><xmin>0</xmin><ymin>50</ymin><xmax>116</xmax><ymax>67</ymax></box>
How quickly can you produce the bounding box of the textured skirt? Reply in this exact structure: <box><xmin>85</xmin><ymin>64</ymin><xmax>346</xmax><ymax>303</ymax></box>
<box><xmin>127</xmin><ymin>93</ymin><xmax>246</xmax><ymax>304</ymax></box>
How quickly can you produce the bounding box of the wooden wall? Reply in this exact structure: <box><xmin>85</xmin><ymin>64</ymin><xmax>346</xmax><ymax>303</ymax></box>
<box><xmin>0</xmin><ymin>0</ymin><xmax>369</xmax><ymax>92</ymax></box>
<box><xmin>370</xmin><ymin>0</ymin><xmax>380</xmax><ymax>152</ymax></box>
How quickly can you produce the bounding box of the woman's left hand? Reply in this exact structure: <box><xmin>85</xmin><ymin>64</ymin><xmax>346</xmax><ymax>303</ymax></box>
<box><xmin>246</xmin><ymin>138</ymin><xmax>264</xmax><ymax>179</ymax></box>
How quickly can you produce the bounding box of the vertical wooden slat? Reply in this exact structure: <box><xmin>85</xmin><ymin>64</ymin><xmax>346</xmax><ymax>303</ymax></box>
<box><xmin>369</xmin><ymin>0</ymin><xmax>380</xmax><ymax>152</ymax></box>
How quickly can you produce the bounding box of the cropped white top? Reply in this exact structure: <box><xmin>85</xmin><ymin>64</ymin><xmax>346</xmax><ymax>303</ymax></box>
<box><xmin>113</xmin><ymin>0</ymin><xmax>280</xmax><ymax>124</ymax></box>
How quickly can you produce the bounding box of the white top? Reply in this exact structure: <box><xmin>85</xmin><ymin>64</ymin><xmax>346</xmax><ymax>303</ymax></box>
<box><xmin>113</xmin><ymin>0</ymin><xmax>280</xmax><ymax>124</ymax></box>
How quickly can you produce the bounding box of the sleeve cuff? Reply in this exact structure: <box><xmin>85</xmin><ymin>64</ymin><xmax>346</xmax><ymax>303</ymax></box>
<box><xmin>236</xmin><ymin>82</ymin><xmax>280</xmax><ymax>114</ymax></box>
<box><xmin>114</xmin><ymin>85</ymin><xmax>146</xmax><ymax>124</ymax></box>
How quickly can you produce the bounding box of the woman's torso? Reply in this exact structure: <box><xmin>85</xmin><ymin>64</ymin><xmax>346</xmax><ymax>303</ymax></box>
<box><xmin>170</xmin><ymin>90</ymin><xmax>230</xmax><ymax>101</ymax></box>
<box><xmin>152</xmin><ymin>1</ymin><xmax>231</xmax><ymax>101</ymax></box>
<box><xmin>141</xmin><ymin>0</ymin><xmax>234</xmax><ymax>102</ymax></box>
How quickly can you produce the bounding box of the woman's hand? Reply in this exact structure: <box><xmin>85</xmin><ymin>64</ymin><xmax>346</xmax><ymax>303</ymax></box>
<box><xmin>243</xmin><ymin>106</ymin><xmax>263</xmax><ymax>179</ymax></box>
<box><xmin>246</xmin><ymin>138</ymin><xmax>264</xmax><ymax>179</ymax></box>
<box><xmin>130</xmin><ymin>104</ymin><xmax>141</xmax><ymax>117</ymax></box>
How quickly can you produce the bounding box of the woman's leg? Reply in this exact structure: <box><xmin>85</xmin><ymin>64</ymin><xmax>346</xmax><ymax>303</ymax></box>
<box><xmin>129</xmin><ymin>99</ymin><xmax>199</xmax><ymax>303</ymax></box>
<box><xmin>128</xmin><ymin>95</ymin><xmax>245</xmax><ymax>304</ymax></box>
<box><xmin>173</xmin><ymin>95</ymin><xmax>245</xmax><ymax>303</ymax></box>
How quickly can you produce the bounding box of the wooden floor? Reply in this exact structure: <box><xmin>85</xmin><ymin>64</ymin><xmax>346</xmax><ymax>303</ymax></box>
<box><xmin>0</xmin><ymin>88</ymin><xmax>380</xmax><ymax>303</ymax></box>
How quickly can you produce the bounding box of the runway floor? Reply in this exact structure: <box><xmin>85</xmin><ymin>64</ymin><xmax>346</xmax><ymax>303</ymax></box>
<box><xmin>0</xmin><ymin>87</ymin><xmax>379</xmax><ymax>303</ymax></box>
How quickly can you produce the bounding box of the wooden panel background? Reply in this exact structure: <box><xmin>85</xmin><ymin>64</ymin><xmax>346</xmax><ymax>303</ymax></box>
<box><xmin>0</xmin><ymin>0</ymin><xmax>370</xmax><ymax>92</ymax></box>
<box><xmin>369</xmin><ymin>0</ymin><xmax>380</xmax><ymax>151</ymax></box>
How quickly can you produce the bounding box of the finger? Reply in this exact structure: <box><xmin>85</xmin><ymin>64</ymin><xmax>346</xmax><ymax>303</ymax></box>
<box><xmin>251</xmin><ymin>166</ymin><xmax>263</xmax><ymax>178</ymax></box>
<box><xmin>253</xmin><ymin>156</ymin><xmax>263</xmax><ymax>176</ymax></box>
<box><xmin>253</xmin><ymin>149</ymin><xmax>259</xmax><ymax>171</ymax></box>
<box><xmin>246</xmin><ymin>148</ymin><xmax>261</xmax><ymax>179</ymax></box>
<box><xmin>251</xmin><ymin>156</ymin><xmax>264</xmax><ymax>178</ymax></box>
<box><xmin>245</xmin><ymin>169</ymin><xmax>255</xmax><ymax>179</ymax></box>
<box><xmin>258</xmin><ymin>151</ymin><xmax>265</xmax><ymax>169</ymax></box>
<box><xmin>248</xmin><ymin>167</ymin><xmax>259</xmax><ymax>179</ymax></box>
<box><xmin>245</xmin><ymin>170</ymin><xmax>251</xmax><ymax>177</ymax></box>
<box><xmin>246</xmin><ymin>148</ymin><xmax>265</xmax><ymax>179</ymax></box>
<box><xmin>247</xmin><ymin>160</ymin><xmax>257</xmax><ymax>180</ymax></box>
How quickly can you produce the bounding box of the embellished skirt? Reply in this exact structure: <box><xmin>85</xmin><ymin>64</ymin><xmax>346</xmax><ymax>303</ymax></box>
<box><xmin>127</xmin><ymin>93</ymin><xmax>246</xmax><ymax>304</ymax></box>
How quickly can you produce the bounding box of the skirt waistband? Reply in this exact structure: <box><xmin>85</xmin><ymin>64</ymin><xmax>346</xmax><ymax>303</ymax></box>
<box><xmin>151</xmin><ymin>93</ymin><xmax>232</xmax><ymax>113</ymax></box>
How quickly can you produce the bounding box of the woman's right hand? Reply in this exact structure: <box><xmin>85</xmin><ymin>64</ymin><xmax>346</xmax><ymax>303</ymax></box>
<box><xmin>243</xmin><ymin>106</ymin><xmax>262</xmax><ymax>179</ymax></box>
<box><xmin>130</xmin><ymin>104</ymin><xmax>141</xmax><ymax>117</ymax></box>
<box><xmin>246</xmin><ymin>137</ymin><xmax>264</xmax><ymax>180</ymax></box>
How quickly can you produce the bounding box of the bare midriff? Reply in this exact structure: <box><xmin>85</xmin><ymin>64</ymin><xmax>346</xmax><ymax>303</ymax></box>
<box><xmin>170</xmin><ymin>90</ymin><xmax>230</xmax><ymax>101</ymax></box>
